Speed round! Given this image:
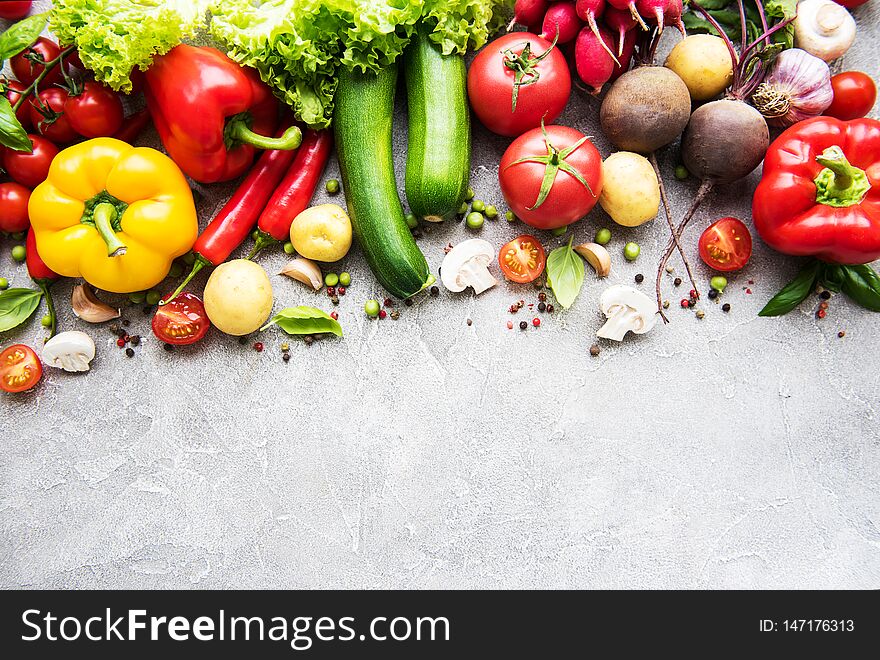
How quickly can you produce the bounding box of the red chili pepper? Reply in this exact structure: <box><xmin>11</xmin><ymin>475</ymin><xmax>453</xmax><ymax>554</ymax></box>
<box><xmin>249</xmin><ymin>128</ymin><xmax>333</xmax><ymax>257</ymax></box>
<box><xmin>165</xmin><ymin>119</ymin><xmax>300</xmax><ymax>304</ymax></box>
<box><xmin>112</xmin><ymin>108</ymin><xmax>152</xmax><ymax>144</ymax></box>
<box><xmin>26</xmin><ymin>229</ymin><xmax>60</xmax><ymax>337</ymax></box>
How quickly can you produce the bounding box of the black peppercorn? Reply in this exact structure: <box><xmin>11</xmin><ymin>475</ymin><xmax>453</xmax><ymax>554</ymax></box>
<box><xmin>519</xmin><ymin>321</ymin><xmax>527</xmax><ymax>330</ymax></box>
<box><xmin>708</xmin><ymin>289</ymin><xmax>718</xmax><ymax>299</ymax></box>
<box><xmin>430</xmin><ymin>286</ymin><xmax>440</xmax><ymax>297</ymax></box>
<box><xmin>589</xmin><ymin>344</ymin><xmax>600</xmax><ymax>357</ymax></box>
<box><xmin>129</xmin><ymin>335</ymin><xmax>141</xmax><ymax>346</ymax></box>
<box><xmin>820</xmin><ymin>290</ymin><xmax>831</xmax><ymax>300</ymax></box>
<box><xmin>125</xmin><ymin>348</ymin><xmax>134</xmax><ymax>358</ymax></box>
<box><xmin>122</xmin><ymin>319</ymin><xmax>130</xmax><ymax>327</ymax></box>
<box><xmin>546</xmin><ymin>304</ymin><xmax>554</xmax><ymax>313</ymax></box>
<box><xmin>238</xmin><ymin>336</ymin><xmax>248</xmax><ymax>345</ymax></box>
<box><xmin>635</xmin><ymin>274</ymin><xmax>644</xmax><ymax>283</ymax></box>
<box><xmin>283</xmin><ymin>353</ymin><xmax>291</xmax><ymax>362</ymax></box>
<box><xmin>722</xmin><ymin>303</ymin><xmax>731</xmax><ymax>312</ymax></box>
<box><xmin>674</xmin><ymin>277</ymin><xmax>682</xmax><ymax>286</ymax></box>
<box><xmin>163</xmin><ymin>343</ymin><xmax>175</xmax><ymax>352</ymax></box>
<box><xmin>405</xmin><ymin>298</ymin><xmax>413</xmax><ymax>307</ymax></box>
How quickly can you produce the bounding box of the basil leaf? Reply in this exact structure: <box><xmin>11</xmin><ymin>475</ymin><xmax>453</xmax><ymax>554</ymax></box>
<box><xmin>841</xmin><ymin>264</ymin><xmax>880</xmax><ymax>312</ymax></box>
<box><xmin>0</xmin><ymin>97</ymin><xmax>32</xmax><ymax>153</ymax></box>
<box><xmin>261</xmin><ymin>306</ymin><xmax>343</xmax><ymax>337</ymax></box>
<box><xmin>0</xmin><ymin>14</ymin><xmax>48</xmax><ymax>62</ymax></box>
<box><xmin>821</xmin><ymin>264</ymin><xmax>845</xmax><ymax>293</ymax></box>
<box><xmin>0</xmin><ymin>288</ymin><xmax>44</xmax><ymax>333</ymax></box>
<box><xmin>546</xmin><ymin>238</ymin><xmax>584</xmax><ymax>310</ymax></box>
<box><xmin>758</xmin><ymin>261</ymin><xmax>820</xmax><ymax>317</ymax></box>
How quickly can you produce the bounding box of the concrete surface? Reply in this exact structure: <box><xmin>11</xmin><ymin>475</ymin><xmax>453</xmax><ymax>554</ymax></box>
<box><xmin>1</xmin><ymin>4</ymin><xmax>878</xmax><ymax>590</ymax></box>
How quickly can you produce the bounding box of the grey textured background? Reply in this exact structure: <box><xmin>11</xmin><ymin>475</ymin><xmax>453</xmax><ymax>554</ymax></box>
<box><xmin>1</xmin><ymin>3</ymin><xmax>878</xmax><ymax>590</ymax></box>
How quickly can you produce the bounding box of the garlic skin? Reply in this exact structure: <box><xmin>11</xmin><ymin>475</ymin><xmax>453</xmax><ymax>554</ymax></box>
<box><xmin>794</xmin><ymin>0</ymin><xmax>856</xmax><ymax>62</ymax></box>
<box><xmin>71</xmin><ymin>284</ymin><xmax>121</xmax><ymax>323</ymax></box>
<box><xmin>752</xmin><ymin>49</ymin><xmax>833</xmax><ymax>127</ymax></box>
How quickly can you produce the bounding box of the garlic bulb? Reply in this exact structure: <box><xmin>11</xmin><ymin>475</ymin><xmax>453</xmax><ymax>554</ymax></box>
<box><xmin>752</xmin><ymin>49</ymin><xmax>833</xmax><ymax>127</ymax></box>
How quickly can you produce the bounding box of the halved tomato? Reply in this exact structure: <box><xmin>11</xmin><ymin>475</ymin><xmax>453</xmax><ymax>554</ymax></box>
<box><xmin>1</xmin><ymin>344</ymin><xmax>43</xmax><ymax>393</ymax></box>
<box><xmin>499</xmin><ymin>235</ymin><xmax>546</xmax><ymax>283</ymax></box>
<box><xmin>699</xmin><ymin>217</ymin><xmax>753</xmax><ymax>272</ymax></box>
<box><xmin>152</xmin><ymin>293</ymin><xmax>210</xmax><ymax>345</ymax></box>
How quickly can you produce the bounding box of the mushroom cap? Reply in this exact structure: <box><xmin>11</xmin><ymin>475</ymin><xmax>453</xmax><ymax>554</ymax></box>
<box><xmin>441</xmin><ymin>239</ymin><xmax>495</xmax><ymax>293</ymax></box>
<box><xmin>42</xmin><ymin>331</ymin><xmax>96</xmax><ymax>372</ymax></box>
<box><xmin>599</xmin><ymin>285</ymin><xmax>659</xmax><ymax>335</ymax></box>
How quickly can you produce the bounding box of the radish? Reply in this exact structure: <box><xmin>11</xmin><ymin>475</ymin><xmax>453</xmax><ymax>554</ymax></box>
<box><xmin>664</xmin><ymin>0</ymin><xmax>685</xmax><ymax>35</ymax></box>
<box><xmin>574</xmin><ymin>23</ymin><xmax>617</xmax><ymax>94</ymax></box>
<box><xmin>607</xmin><ymin>26</ymin><xmax>637</xmax><ymax>84</ymax></box>
<box><xmin>540</xmin><ymin>1</ymin><xmax>583</xmax><ymax>45</ymax></box>
<box><xmin>607</xmin><ymin>0</ymin><xmax>648</xmax><ymax>30</ymax></box>
<box><xmin>576</xmin><ymin>0</ymin><xmax>620</xmax><ymax>64</ymax></box>
<box><xmin>509</xmin><ymin>0</ymin><xmax>550</xmax><ymax>30</ymax></box>
<box><xmin>604</xmin><ymin>6</ymin><xmax>638</xmax><ymax>56</ymax></box>
<box><xmin>636</xmin><ymin>0</ymin><xmax>670</xmax><ymax>33</ymax></box>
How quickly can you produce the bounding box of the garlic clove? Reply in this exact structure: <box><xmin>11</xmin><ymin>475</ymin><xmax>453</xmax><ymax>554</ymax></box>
<box><xmin>574</xmin><ymin>243</ymin><xmax>612</xmax><ymax>277</ymax></box>
<box><xmin>280</xmin><ymin>257</ymin><xmax>323</xmax><ymax>291</ymax></box>
<box><xmin>71</xmin><ymin>284</ymin><xmax>121</xmax><ymax>323</ymax></box>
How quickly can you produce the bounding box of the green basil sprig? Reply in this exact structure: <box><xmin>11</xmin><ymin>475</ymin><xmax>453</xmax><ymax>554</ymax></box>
<box><xmin>545</xmin><ymin>237</ymin><xmax>584</xmax><ymax>309</ymax></box>
<box><xmin>841</xmin><ymin>264</ymin><xmax>880</xmax><ymax>312</ymax></box>
<box><xmin>261</xmin><ymin>306</ymin><xmax>343</xmax><ymax>337</ymax></box>
<box><xmin>759</xmin><ymin>261</ymin><xmax>820</xmax><ymax>317</ymax></box>
<box><xmin>0</xmin><ymin>288</ymin><xmax>44</xmax><ymax>333</ymax></box>
<box><xmin>0</xmin><ymin>14</ymin><xmax>47</xmax><ymax>62</ymax></box>
<box><xmin>760</xmin><ymin>260</ymin><xmax>880</xmax><ymax>316</ymax></box>
<box><xmin>0</xmin><ymin>97</ymin><xmax>32</xmax><ymax>152</ymax></box>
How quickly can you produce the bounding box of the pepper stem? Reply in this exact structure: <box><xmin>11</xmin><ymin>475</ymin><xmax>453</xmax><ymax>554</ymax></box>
<box><xmin>161</xmin><ymin>257</ymin><xmax>206</xmax><ymax>306</ymax></box>
<box><xmin>815</xmin><ymin>146</ymin><xmax>871</xmax><ymax>208</ymax></box>
<box><xmin>37</xmin><ymin>279</ymin><xmax>57</xmax><ymax>339</ymax></box>
<box><xmin>93</xmin><ymin>203</ymin><xmax>127</xmax><ymax>257</ymax></box>
<box><xmin>246</xmin><ymin>231</ymin><xmax>279</xmax><ymax>261</ymax></box>
<box><xmin>226</xmin><ymin>117</ymin><xmax>302</xmax><ymax>151</ymax></box>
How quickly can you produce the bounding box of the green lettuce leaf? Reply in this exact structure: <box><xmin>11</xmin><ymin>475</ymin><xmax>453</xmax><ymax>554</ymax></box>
<box><xmin>422</xmin><ymin>0</ymin><xmax>512</xmax><ymax>55</ymax></box>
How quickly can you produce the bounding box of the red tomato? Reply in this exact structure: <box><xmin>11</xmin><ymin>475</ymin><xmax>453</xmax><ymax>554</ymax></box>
<box><xmin>29</xmin><ymin>88</ymin><xmax>78</xmax><ymax>144</ymax></box>
<box><xmin>499</xmin><ymin>235</ymin><xmax>547</xmax><ymax>283</ymax></box>
<box><xmin>832</xmin><ymin>0</ymin><xmax>868</xmax><ymax>7</ymax></box>
<box><xmin>499</xmin><ymin>124</ymin><xmax>602</xmax><ymax>230</ymax></box>
<box><xmin>825</xmin><ymin>72</ymin><xmax>877</xmax><ymax>121</ymax></box>
<box><xmin>10</xmin><ymin>37</ymin><xmax>66</xmax><ymax>89</ymax></box>
<box><xmin>0</xmin><ymin>1</ymin><xmax>32</xmax><ymax>20</ymax></box>
<box><xmin>699</xmin><ymin>217</ymin><xmax>753</xmax><ymax>272</ymax></box>
<box><xmin>468</xmin><ymin>32</ymin><xmax>571</xmax><ymax>137</ymax></box>
<box><xmin>152</xmin><ymin>293</ymin><xmax>211</xmax><ymax>346</ymax></box>
<box><xmin>2</xmin><ymin>134</ymin><xmax>59</xmax><ymax>188</ymax></box>
<box><xmin>2</xmin><ymin>79</ymin><xmax>32</xmax><ymax>131</ymax></box>
<box><xmin>0</xmin><ymin>344</ymin><xmax>42</xmax><ymax>394</ymax></box>
<box><xmin>0</xmin><ymin>182</ymin><xmax>31</xmax><ymax>233</ymax></box>
<box><xmin>64</xmin><ymin>82</ymin><xmax>124</xmax><ymax>138</ymax></box>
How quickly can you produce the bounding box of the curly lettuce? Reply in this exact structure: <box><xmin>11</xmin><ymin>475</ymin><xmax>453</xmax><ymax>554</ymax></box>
<box><xmin>422</xmin><ymin>0</ymin><xmax>512</xmax><ymax>56</ymax></box>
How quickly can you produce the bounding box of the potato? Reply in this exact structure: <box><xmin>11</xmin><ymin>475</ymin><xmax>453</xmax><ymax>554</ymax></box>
<box><xmin>665</xmin><ymin>35</ymin><xmax>734</xmax><ymax>102</ymax></box>
<box><xmin>203</xmin><ymin>259</ymin><xmax>273</xmax><ymax>336</ymax></box>
<box><xmin>599</xmin><ymin>152</ymin><xmax>660</xmax><ymax>227</ymax></box>
<box><xmin>290</xmin><ymin>203</ymin><xmax>353</xmax><ymax>263</ymax></box>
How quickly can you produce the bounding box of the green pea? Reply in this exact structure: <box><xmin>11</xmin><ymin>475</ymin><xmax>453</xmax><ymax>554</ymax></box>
<box><xmin>326</xmin><ymin>179</ymin><xmax>340</xmax><ymax>194</ymax></box>
<box><xmin>182</xmin><ymin>251</ymin><xmax>196</xmax><ymax>266</ymax></box>
<box><xmin>0</xmin><ymin>277</ymin><xmax>8</xmax><ymax>290</ymax></box>
<box><xmin>364</xmin><ymin>299</ymin><xmax>380</xmax><ymax>318</ymax></box>
<box><xmin>128</xmin><ymin>291</ymin><xmax>146</xmax><ymax>304</ymax></box>
<box><xmin>674</xmin><ymin>165</ymin><xmax>690</xmax><ymax>180</ymax></box>
<box><xmin>624</xmin><ymin>242</ymin><xmax>640</xmax><ymax>262</ymax></box>
<box><xmin>465</xmin><ymin>187</ymin><xmax>475</xmax><ymax>201</ymax></box>
<box><xmin>405</xmin><ymin>213</ymin><xmax>418</xmax><ymax>230</ymax></box>
<box><xmin>339</xmin><ymin>272</ymin><xmax>351</xmax><ymax>287</ymax></box>
<box><xmin>458</xmin><ymin>202</ymin><xmax>469</xmax><ymax>215</ymax></box>
<box><xmin>145</xmin><ymin>290</ymin><xmax>162</xmax><ymax>306</ymax></box>
<box><xmin>485</xmin><ymin>205</ymin><xmax>498</xmax><ymax>219</ymax></box>
<box><xmin>710</xmin><ymin>276</ymin><xmax>728</xmax><ymax>292</ymax></box>
<box><xmin>325</xmin><ymin>272</ymin><xmax>339</xmax><ymax>287</ymax></box>
<box><xmin>168</xmin><ymin>262</ymin><xmax>184</xmax><ymax>279</ymax></box>
<box><xmin>471</xmin><ymin>199</ymin><xmax>486</xmax><ymax>213</ymax></box>
<box><xmin>466</xmin><ymin>212</ymin><xmax>484</xmax><ymax>230</ymax></box>
<box><xmin>41</xmin><ymin>315</ymin><xmax>52</xmax><ymax>328</ymax></box>
<box><xmin>283</xmin><ymin>241</ymin><xmax>295</xmax><ymax>255</ymax></box>
<box><xmin>11</xmin><ymin>245</ymin><xmax>26</xmax><ymax>262</ymax></box>
<box><xmin>550</xmin><ymin>226</ymin><xmax>567</xmax><ymax>237</ymax></box>
<box><xmin>595</xmin><ymin>228</ymin><xmax>612</xmax><ymax>245</ymax></box>
<box><xmin>505</xmin><ymin>211</ymin><xmax>516</xmax><ymax>222</ymax></box>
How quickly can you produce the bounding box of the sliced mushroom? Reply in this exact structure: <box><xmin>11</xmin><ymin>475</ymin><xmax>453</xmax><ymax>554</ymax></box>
<box><xmin>440</xmin><ymin>239</ymin><xmax>497</xmax><ymax>294</ymax></box>
<box><xmin>42</xmin><ymin>331</ymin><xmax>96</xmax><ymax>372</ymax></box>
<box><xmin>280</xmin><ymin>257</ymin><xmax>323</xmax><ymax>291</ymax></box>
<box><xmin>597</xmin><ymin>285</ymin><xmax>659</xmax><ymax>341</ymax></box>
<box><xmin>574</xmin><ymin>243</ymin><xmax>611</xmax><ymax>277</ymax></box>
<box><xmin>71</xmin><ymin>284</ymin><xmax>120</xmax><ymax>323</ymax></box>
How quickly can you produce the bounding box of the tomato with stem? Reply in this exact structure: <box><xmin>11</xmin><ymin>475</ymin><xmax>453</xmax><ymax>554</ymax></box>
<box><xmin>29</xmin><ymin>88</ymin><xmax>78</xmax><ymax>144</ymax></box>
<box><xmin>152</xmin><ymin>293</ymin><xmax>211</xmax><ymax>345</ymax></box>
<box><xmin>0</xmin><ymin>182</ymin><xmax>31</xmax><ymax>233</ymax></box>
<box><xmin>499</xmin><ymin>235</ymin><xmax>547</xmax><ymax>283</ymax></box>
<box><xmin>825</xmin><ymin>72</ymin><xmax>876</xmax><ymax>121</ymax></box>
<box><xmin>64</xmin><ymin>81</ymin><xmax>124</xmax><ymax>138</ymax></box>
<box><xmin>0</xmin><ymin>345</ymin><xmax>42</xmax><ymax>394</ymax></box>
<box><xmin>698</xmin><ymin>217</ymin><xmax>753</xmax><ymax>272</ymax></box>
<box><xmin>2</xmin><ymin>134</ymin><xmax>59</xmax><ymax>188</ymax></box>
<box><xmin>10</xmin><ymin>37</ymin><xmax>66</xmax><ymax>89</ymax></box>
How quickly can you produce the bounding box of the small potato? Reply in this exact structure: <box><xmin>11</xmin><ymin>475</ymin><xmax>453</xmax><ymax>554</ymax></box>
<box><xmin>665</xmin><ymin>35</ymin><xmax>734</xmax><ymax>102</ymax></box>
<box><xmin>599</xmin><ymin>152</ymin><xmax>660</xmax><ymax>227</ymax></box>
<box><xmin>204</xmin><ymin>259</ymin><xmax>273</xmax><ymax>336</ymax></box>
<box><xmin>290</xmin><ymin>203</ymin><xmax>353</xmax><ymax>263</ymax></box>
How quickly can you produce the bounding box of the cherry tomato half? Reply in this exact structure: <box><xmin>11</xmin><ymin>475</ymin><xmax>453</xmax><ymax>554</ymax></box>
<box><xmin>2</xmin><ymin>134</ymin><xmax>59</xmax><ymax>189</ymax></box>
<box><xmin>10</xmin><ymin>37</ymin><xmax>66</xmax><ymax>90</ymax></box>
<box><xmin>0</xmin><ymin>1</ymin><xmax>32</xmax><ymax>21</ymax></box>
<box><xmin>2</xmin><ymin>78</ymin><xmax>32</xmax><ymax>131</ymax></box>
<box><xmin>0</xmin><ymin>182</ymin><xmax>31</xmax><ymax>233</ymax></box>
<box><xmin>0</xmin><ymin>344</ymin><xmax>43</xmax><ymax>394</ymax></box>
<box><xmin>64</xmin><ymin>81</ymin><xmax>124</xmax><ymax>138</ymax></box>
<box><xmin>825</xmin><ymin>71</ymin><xmax>877</xmax><ymax>121</ymax></box>
<box><xmin>499</xmin><ymin>235</ymin><xmax>547</xmax><ymax>283</ymax></box>
<box><xmin>152</xmin><ymin>293</ymin><xmax>211</xmax><ymax>346</ymax></box>
<box><xmin>29</xmin><ymin>88</ymin><xmax>78</xmax><ymax>144</ymax></box>
<box><xmin>699</xmin><ymin>217</ymin><xmax>753</xmax><ymax>272</ymax></box>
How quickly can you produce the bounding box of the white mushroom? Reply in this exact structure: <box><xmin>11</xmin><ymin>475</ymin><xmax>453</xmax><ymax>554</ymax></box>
<box><xmin>440</xmin><ymin>239</ymin><xmax>497</xmax><ymax>294</ymax></box>
<box><xmin>794</xmin><ymin>0</ymin><xmax>856</xmax><ymax>62</ymax></box>
<box><xmin>42</xmin><ymin>331</ymin><xmax>96</xmax><ymax>372</ymax></box>
<box><xmin>597</xmin><ymin>285</ymin><xmax>659</xmax><ymax>341</ymax></box>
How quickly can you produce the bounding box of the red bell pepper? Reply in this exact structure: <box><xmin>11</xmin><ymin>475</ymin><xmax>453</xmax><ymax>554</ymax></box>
<box><xmin>144</xmin><ymin>45</ymin><xmax>301</xmax><ymax>184</ymax></box>
<box><xmin>754</xmin><ymin>117</ymin><xmax>880</xmax><ymax>316</ymax></box>
<box><xmin>26</xmin><ymin>228</ymin><xmax>60</xmax><ymax>337</ymax></box>
<box><xmin>112</xmin><ymin>107</ymin><xmax>152</xmax><ymax>144</ymax></box>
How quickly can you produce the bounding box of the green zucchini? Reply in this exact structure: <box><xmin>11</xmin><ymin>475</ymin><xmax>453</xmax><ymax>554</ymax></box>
<box><xmin>404</xmin><ymin>26</ymin><xmax>471</xmax><ymax>223</ymax></box>
<box><xmin>334</xmin><ymin>64</ymin><xmax>433</xmax><ymax>299</ymax></box>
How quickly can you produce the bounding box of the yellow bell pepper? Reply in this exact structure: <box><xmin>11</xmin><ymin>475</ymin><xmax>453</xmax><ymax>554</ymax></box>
<box><xmin>29</xmin><ymin>138</ymin><xmax>198</xmax><ymax>294</ymax></box>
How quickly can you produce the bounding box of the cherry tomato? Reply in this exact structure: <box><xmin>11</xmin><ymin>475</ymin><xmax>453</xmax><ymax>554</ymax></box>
<box><xmin>468</xmin><ymin>32</ymin><xmax>571</xmax><ymax>137</ymax></box>
<box><xmin>29</xmin><ymin>88</ymin><xmax>78</xmax><ymax>144</ymax></box>
<box><xmin>10</xmin><ymin>37</ymin><xmax>66</xmax><ymax>89</ymax></box>
<box><xmin>0</xmin><ymin>1</ymin><xmax>32</xmax><ymax>21</ymax></box>
<box><xmin>499</xmin><ymin>235</ymin><xmax>547</xmax><ymax>283</ymax></box>
<box><xmin>152</xmin><ymin>293</ymin><xmax>211</xmax><ymax>346</ymax></box>
<box><xmin>0</xmin><ymin>182</ymin><xmax>31</xmax><ymax>233</ymax></box>
<box><xmin>825</xmin><ymin>71</ymin><xmax>877</xmax><ymax>121</ymax></box>
<box><xmin>2</xmin><ymin>78</ymin><xmax>32</xmax><ymax>131</ymax></box>
<box><xmin>499</xmin><ymin>124</ymin><xmax>603</xmax><ymax>230</ymax></box>
<box><xmin>2</xmin><ymin>134</ymin><xmax>59</xmax><ymax>189</ymax></box>
<box><xmin>64</xmin><ymin>82</ymin><xmax>124</xmax><ymax>138</ymax></box>
<box><xmin>0</xmin><ymin>344</ymin><xmax>42</xmax><ymax>394</ymax></box>
<box><xmin>699</xmin><ymin>217</ymin><xmax>753</xmax><ymax>272</ymax></box>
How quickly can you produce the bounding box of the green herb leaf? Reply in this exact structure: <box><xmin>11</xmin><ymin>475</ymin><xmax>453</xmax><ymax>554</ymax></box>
<box><xmin>0</xmin><ymin>97</ymin><xmax>32</xmax><ymax>153</ymax></box>
<box><xmin>759</xmin><ymin>261</ymin><xmax>820</xmax><ymax>317</ymax></box>
<box><xmin>821</xmin><ymin>264</ymin><xmax>845</xmax><ymax>293</ymax></box>
<box><xmin>840</xmin><ymin>264</ymin><xmax>880</xmax><ymax>312</ymax></box>
<box><xmin>261</xmin><ymin>306</ymin><xmax>343</xmax><ymax>337</ymax></box>
<box><xmin>0</xmin><ymin>13</ymin><xmax>48</xmax><ymax>62</ymax></box>
<box><xmin>0</xmin><ymin>288</ymin><xmax>44</xmax><ymax>333</ymax></box>
<box><xmin>545</xmin><ymin>237</ymin><xmax>584</xmax><ymax>310</ymax></box>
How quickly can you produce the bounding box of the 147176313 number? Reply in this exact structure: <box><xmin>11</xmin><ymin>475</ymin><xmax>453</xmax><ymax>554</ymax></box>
<box><xmin>783</xmin><ymin>620</ymin><xmax>854</xmax><ymax>632</ymax></box>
